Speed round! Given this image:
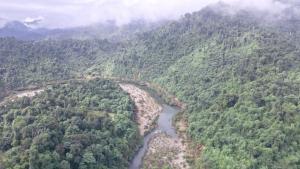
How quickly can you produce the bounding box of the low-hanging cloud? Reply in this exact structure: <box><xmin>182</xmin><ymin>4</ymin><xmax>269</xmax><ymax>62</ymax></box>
<box><xmin>0</xmin><ymin>0</ymin><xmax>294</xmax><ymax>28</ymax></box>
<box><xmin>24</xmin><ymin>16</ymin><xmax>44</xmax><ymax>26</ymax></box>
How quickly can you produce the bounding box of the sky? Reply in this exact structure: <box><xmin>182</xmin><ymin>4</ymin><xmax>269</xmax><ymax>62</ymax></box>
<box><xmin>0</xmin><ymin>0</ymin><xmax>294</xmax><ymax>28</ymax></box>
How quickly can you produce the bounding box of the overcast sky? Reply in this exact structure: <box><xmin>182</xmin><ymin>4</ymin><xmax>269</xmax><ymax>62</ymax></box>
<box><xmin>0</xmin><ymin>0</ymin><xmax>293</xmax><ymax>28</ymax></box>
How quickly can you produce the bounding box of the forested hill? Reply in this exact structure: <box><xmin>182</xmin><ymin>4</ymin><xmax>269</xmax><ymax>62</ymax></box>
<box><xmin>1</xmin><ymin>4</ymin><xmax>300</xmax><ymax>169</ymax></box>
<box><xmin>107</xmin><ymin>7</ymin><xmax>300</xmax><ymax>168</ymax></box>
<box><xmin>0</xmin><ymin>38</ymin><xmax>121</xmax><ymax>93</ymax></box>
<box><xmin>0</xmin><ymin>20</ymin><xmax>163</xmax><ymax>41</ymax></box>
<box><xmin>0</xmin><ymin>79</ymin><xmax>139</xmax><ymax>169</ymax></box>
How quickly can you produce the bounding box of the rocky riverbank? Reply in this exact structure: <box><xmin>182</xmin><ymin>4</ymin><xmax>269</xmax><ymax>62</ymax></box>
<box><xmin>119</xmin><ymin>83</ymin><xmax>162</xmax><ymax>136</ymax></box>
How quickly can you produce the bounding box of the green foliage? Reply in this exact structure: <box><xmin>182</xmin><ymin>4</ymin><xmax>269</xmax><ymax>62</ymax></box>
<box><xmin>0</xmin><ymin>38</ymin><xmax>120</xmax><ymax>95</ymax></box>
<box><xmin>151</xmin><ymin>10</ymin><xmax>300</xmax><ymax>169</ymax></box>
<box><xmin>1</xmin><ymin>6</ymin><xmax>300</xmax><ymax>169</ymax></box>
<box><xmin>95</xmin><ymin>8</ymin><xmax>300</xmax><ymax>169</ymax></box>
<box><xmin>0</xmin><ymin>79</ymin><xmax>140</xmax><ymax>169</ymax></box>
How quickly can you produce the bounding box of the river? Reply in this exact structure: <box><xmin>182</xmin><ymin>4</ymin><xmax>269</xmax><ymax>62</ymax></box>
<box><xmin>0</xmin><ymin>82</ymin><xmax>185</xmax><ymax>169</ymax></box>
<box><xmin>129</xmin><ymin>104</ymin><xmax>180</xmax><ymax>169</ymax></box>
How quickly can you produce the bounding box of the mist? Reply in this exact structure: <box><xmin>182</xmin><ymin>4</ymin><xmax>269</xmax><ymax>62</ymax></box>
<box><xmin>0</xmin><ymin>0</ymin><xmax>295</xmax><ymax>28</ymax></box>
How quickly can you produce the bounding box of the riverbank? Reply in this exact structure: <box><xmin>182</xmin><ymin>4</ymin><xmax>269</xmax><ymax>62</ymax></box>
<box><xmin>120</xmin><ymin>83</ymin><xmax>162</xmax><ymax>136</ymax></box>
<box><xmin>0</xmin><ymin>78</ymin><xmax>196</xmax><ymax>169</ymax></box>
<box><xmin>174</xmin><ymin>112</ymin><xmax>204</xmax><ymax>168</ymax></box>
<box><xmin>120</xmin><ymin>83</ymin><xmax>191</xmax><ymax>169</ymax></box>
<box><xmin>142</xmin><ymin>132</ymin><xmax>190</xmax><ymax>169</ymax></box>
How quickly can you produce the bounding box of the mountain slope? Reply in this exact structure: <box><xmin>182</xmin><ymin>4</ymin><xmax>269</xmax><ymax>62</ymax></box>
<box><xmin>0</xmin><ymin>21</ymin><xmax>48</xmax><ymax>40</ymax></box>
<box><xmin>0</xmin><ymin>5</ymin><xmax>300</xmax><ymax>169</ymax></box>
<box><xmin>0</xmin><ymin>79</ymin><xmax>139</xmax><ymax>169</ymax></box>
<box><xmin>0</xmin><ymin>20</ymin><xmax>164</xmax><ymax>41</ymax></box>
<box><xmin>97</xmin><ymin>7</ymin><xmax>300</xmax><ymax>168</ymax></box>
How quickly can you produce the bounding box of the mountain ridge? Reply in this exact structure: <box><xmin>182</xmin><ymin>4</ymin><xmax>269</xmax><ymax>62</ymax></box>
<box><xmin>0</xmin><ymin>4</ymin><xmax>300</xmax><ymax>169</ymax></box>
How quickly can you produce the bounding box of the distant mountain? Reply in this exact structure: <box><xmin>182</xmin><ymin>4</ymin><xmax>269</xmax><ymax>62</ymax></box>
<box><xmin>3</xmin><ymin>21</ymin><xmax>28</xmax><ymax>30</ymax></box>
<box><xmin>52</xmin><ymin>20</ymin><xmax>165</xmax><ymax>41</ymax></box>
<box><xmin>0</xmin><ymin>21</ymin><xmax>50</xmax><ymax>40</ymax></box>
<box><xmin>1</xmin><ymin>3</ymin><xmax>300</xmax><ymax>169</ymax></box>
<box><xmin>0</xmin><ymin>20</ymin><xmax>164</xmax><ymax>41</ymax></box>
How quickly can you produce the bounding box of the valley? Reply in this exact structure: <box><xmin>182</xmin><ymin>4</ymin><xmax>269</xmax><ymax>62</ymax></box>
<box><xmin>120</xmin><ymin>84</ymin><xmax>191</xmax><ymax>169</ymax></box>
<box><xmin>1</xmin><ymin>1</ymin><xmax>300</xmax><ymax>168</ymax></box>
<box><xmin>0</xmin><ymin>79</ymin><xmax>194</xmax><ymax>169</ymax></box>
<box><xmin>119</xmin><ymin>84</ymin><xmax>162</xmax><ymax>136</ymax></box>
<box><xmin>0</xmin><ymin>79</ymin><xmax>140</xmax><ymax>169</ymax></box>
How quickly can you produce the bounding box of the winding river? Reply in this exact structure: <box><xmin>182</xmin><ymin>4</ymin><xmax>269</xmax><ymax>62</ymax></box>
<box><xmin>129</xmin><ymin>104</ymin><xmax>180</xmax><ymax>169</ymax></box>
<box><xmin>0</xmin><ymin>81</ymin><xmax>184</xmax><ymax>169</ymax></box>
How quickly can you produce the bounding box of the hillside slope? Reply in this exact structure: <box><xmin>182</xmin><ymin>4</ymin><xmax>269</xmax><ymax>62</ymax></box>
<box><xmin>0</xmin><ymin>79</ymin><xmax>139</xmax><ymax>169</ymax></box>
<box><xmin>0</xmin><ymin>5</ymin><xmax>300</xmax><ymax>169</ymax></box>
<box><xmin>102</xmin><ymin>7</ymin><xmax>300</xmax><ymax>168</ymax></box>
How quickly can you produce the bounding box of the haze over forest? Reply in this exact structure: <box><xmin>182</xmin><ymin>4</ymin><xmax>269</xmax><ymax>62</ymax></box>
<box><xmin>0</xmin><ymin>0</ymin><xmax>299</xmax><ymax>28</ymax></box>
<box><xmin>0</xmin><ymin>0</ymin><xmax>300</xmax><ymax>169</ymax></box>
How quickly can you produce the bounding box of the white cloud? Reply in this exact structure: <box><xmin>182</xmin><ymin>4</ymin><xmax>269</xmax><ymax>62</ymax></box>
<box><xmin>24</xmin><ymin>16</ymin><xmax>44</xmax><ymax>27</ymax></box>
<box><xmin>0</xmin><ymin>0</ymin><xmax>292</xmax><ymax>28</ymax></box>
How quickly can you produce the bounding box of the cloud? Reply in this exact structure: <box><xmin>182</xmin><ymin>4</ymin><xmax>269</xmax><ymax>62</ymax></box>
<box><xmin>0</xmin><ymin>0</ymin><xmax>294</xmax><ymax>28</ymax></box>
<box><xmin>24</xmin><ymin>16</ymin><xmax>44</xmax><ymax>26</ymax></box>
<box><xmin>0</xmin><ymin>17</ymin><xmax>9</xmax><ymax>27</ymax></box>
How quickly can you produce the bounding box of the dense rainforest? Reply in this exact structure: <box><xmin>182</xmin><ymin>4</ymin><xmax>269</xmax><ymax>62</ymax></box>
<box><xmin>0</xmin><ymin>79</ymin><xmax>139</xmax><ymax>169</ymax></box>
<box><xmin>0</xmin><ymin>38</ymin><xmax>121</xmax><ymax>92</ymax></box>
<box><xmin>1</xmin><ymin>3</ymin><xmax>300</xmax><ymax>169</ymax></box>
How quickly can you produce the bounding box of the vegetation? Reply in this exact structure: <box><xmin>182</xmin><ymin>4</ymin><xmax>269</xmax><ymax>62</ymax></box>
<box><xmin>1</xmin><ymin>4</ymin><xmax>300</xmax><ymax>169</ymax></box>
<box><xmin>155</xmin><ymin>16</ymin><xmax>300</xmax><ymax>169</ymax></box>
<box><xmin>0</xmin><ymin>79</ymin><xmax>140</xmax><ymax>169</ymax></box>
<box><xmin>0</xmin><ymin>37</ymin><xmax>120</xmax><ymax>98</ymax></box>
<box><xmin>105</xmin><ymin>8</ymin><xmax>300</xmax><ymax>168</ymax></box>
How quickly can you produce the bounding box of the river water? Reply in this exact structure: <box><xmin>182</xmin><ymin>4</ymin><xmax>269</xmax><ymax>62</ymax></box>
<box><xmin>129</xmin><ymin>104</ymin><xmax>180</xmax><ymax>169</ymax></box>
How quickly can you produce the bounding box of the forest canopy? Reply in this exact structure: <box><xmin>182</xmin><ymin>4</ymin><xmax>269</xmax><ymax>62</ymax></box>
<box><xmin>0</xmin><ymin>5</ymin><xmax>300</xmax><ymax>169</ymax></box>
<box><xmin>0</xmin><ymin>79</ymin><xmax>139</xmax><ymax>169</ymax></box>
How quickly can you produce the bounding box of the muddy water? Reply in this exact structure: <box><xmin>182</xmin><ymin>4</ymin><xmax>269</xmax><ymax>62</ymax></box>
<box><xmin>129</xmin><ymin>105</ymin><xmax>180</xmax><ymax>169</ymax></box>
